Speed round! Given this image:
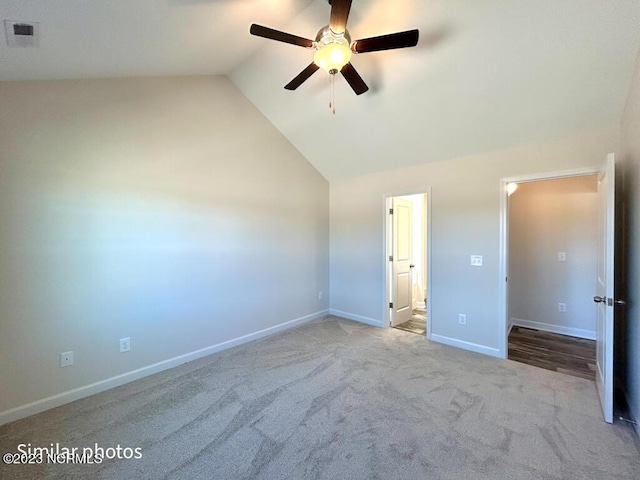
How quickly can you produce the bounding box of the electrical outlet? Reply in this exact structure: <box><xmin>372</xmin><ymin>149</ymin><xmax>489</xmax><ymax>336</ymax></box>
<box><xmin>60</xmin><ymin>351</ymin><xmax>73</xmax><ymax>367</ymax></box>
<box><xmin>119</xmin><ymin>337</ymin><xmax>131</xmax><ymax>353</ymax></box>
<box><xmin>318</xmin><ymin>291</ymin><xmax>323</xmax><ymax>300</ymax></box>
<box><xmin>558</xmin><ymin>303</ymin><xmax>567</xmax><ymax>312</ymax></box>
<box><xmin>458</xmin><ymin>314</ymin><xmax>467</xmax><ymax>325</ymax></box>
<box><xmin>470</xmin><ymin>255</ymin><xmax>483</xmax><ymax>267</ymax></box>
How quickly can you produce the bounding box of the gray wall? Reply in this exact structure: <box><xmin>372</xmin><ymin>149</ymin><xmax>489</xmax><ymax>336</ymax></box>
<box><xmin>508</xmin><ymin>176</ymin><xmax>598</xmax><ymax>338</ymax></box>
<box><xmin>0</xmin><ymin>76</ymin><xmax>329</xmax><ymax>417</ymax></box>
<box><xmin>330</xmin><ymin>127</ymin><xmax>618</xmax><ymax>356</ymax></box>
<box><xmin>621</xmin><ymin>51</ymin><xmax>640</xmax><ymax>434</ymax></box>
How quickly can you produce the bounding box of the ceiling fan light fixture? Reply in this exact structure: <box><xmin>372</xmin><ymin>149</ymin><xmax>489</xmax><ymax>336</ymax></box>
<box><xmin>313</xmin><ymin>40</ymin><xmax>352</xmax><ymax>73</ymax></box>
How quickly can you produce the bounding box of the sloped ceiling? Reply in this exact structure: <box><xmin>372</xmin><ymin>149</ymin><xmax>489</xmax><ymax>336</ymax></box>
<box><xmin>3</xmin><ymin>1</ymin><xmax>640</xmax><ymax>181</ymax></box>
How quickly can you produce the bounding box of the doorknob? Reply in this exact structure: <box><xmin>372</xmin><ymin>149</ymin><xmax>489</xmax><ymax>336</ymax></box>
<box><xmin>410</xmin><ymin>264</ymin><xmax>415</xmax><ymax>268</ymax></box>
<box><xmin>593</xmin><ymin>296</ymin><xmax>627</xmax><ymax>306</ymax></box>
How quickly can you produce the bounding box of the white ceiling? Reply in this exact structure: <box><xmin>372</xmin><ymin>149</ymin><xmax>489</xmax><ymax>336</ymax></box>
<box><xmin>0</xmin><ymin>0</ymin><xmax>314</xmax><ymax>79</ymax></box>
<box><xmin>3</xmin><ymin>1</ymin><xmax>640</xmax><ymax>181</ymax></box>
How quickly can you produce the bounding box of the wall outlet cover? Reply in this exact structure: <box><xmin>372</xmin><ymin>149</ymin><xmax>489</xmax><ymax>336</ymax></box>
<box><xmin>470</xmin><ymin>255</ymin><xmax>483</xmax><ymax>267</ymax></box>
<box><xmin>119</xmin><ymin>337</ymin><xmax>131</xmax><ymax>353</ymax></box>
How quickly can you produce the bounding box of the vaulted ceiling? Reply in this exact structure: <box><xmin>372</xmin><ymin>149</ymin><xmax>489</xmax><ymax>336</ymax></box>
<box><xmin>3</xmin><ymin>0</ymin><xmax>640</xmax><ymax>180</ymax></box>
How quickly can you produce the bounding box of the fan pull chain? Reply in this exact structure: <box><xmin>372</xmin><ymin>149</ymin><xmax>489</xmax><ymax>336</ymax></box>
<box><xmin>332</xmin><ymin>74</ymin><xmax>336</xmax><ymax>115</ymax></box>
<box><xmin>329</xmin><ymin>71</ymin><xmax>336</xmax><ymax>115</ymax></box>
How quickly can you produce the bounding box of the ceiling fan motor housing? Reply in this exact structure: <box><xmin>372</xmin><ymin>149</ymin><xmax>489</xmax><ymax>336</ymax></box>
<box><xmin>315</xmin><ymin>25</ymin><xmax>351</xmax><ymax>44</ymax></box>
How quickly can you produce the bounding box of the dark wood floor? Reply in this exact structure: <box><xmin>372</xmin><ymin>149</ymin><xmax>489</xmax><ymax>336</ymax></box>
<box><xmin>393</xmin><ymin>308</ymin><xmax>426</xmax><ymax>336</ymax></box>
<box><xmin>508</xmin><ymin>326</ymin><xmax>596</xmax><ymax>380</ymax></box>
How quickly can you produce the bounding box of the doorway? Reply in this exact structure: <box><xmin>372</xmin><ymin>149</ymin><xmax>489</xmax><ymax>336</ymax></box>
<box><xmin>385</xmin><ymin>191</ymin><xmax>431</xmax><ymax>338</ymax></box>
<box><xmin>506</xmin><ymin>174</ymin><xmax>599</xmax><ymax>380</ymax></box>
<box><xmin>500</xmin><ymin>155</ymin><xmax>618</xmax><ymax>424</ymax></box>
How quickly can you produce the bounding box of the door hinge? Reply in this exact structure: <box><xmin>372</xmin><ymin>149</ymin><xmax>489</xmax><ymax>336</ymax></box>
<box><xmin>389</xmin><ymin>255</ymin><xmax>393</xmax><ymax>261</ymax></box>
<box><xmin>389</xmin><ymin>302</ymin><xmax>393</xmax><ymax>309</ymax></box>
<box><xmin>389</xmin><ymin>208</ymin><xmax>393</xmax><ymax>214</ymax></box>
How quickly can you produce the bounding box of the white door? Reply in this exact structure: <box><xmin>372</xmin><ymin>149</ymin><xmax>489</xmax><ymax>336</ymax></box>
<box><xmin>391</xmin><ymin>198</ymin><xmax>413</xmax><ymax>326</ymax></box>
<box><xmin>594</xmin><ymin>153</ymin><xmax>616</xmax><ymax>423</ymax></box>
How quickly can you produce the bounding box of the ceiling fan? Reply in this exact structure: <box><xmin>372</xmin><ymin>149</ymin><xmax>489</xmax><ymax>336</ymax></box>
<box><xmin>250</xmin><ymin>0</ymin><xmax>419</xmax><ymax>102</ymax></box>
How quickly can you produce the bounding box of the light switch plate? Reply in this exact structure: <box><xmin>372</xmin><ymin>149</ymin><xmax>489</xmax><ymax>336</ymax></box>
<box><xmin>470</xmin><ymin>255</ymin><xmax>483</xmax><ymax>267</ymax></box>
<box><xmin>558</xmin><ymin>252</ymin><xmax>567</xmax><ymax>262</ymax></box>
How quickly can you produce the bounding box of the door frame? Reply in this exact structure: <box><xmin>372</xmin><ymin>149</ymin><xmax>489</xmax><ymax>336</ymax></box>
<box><xmin>498</xmin><ymin>167</ymin><xmax>599</xmax><ymax>358</ymax></box>
<box><xmin>383</xmin><ymin>187</ymin><xmax>433</xmax><ymax>339</ymax></box>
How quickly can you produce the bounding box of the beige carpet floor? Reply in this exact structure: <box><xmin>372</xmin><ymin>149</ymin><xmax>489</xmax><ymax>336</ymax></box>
<box><xmin>1</xmin><ymin>316</ymin><xmax>639</xmax><ymax>479</ymax></box>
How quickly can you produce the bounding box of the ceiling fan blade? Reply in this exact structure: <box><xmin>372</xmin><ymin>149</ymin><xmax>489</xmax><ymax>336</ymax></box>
<box><xmin>341</xmin><ymin>63</ymin><xmax>369</xmax><ymax>95</ymax></box>
<box><xmin>284</xmin><ymin>63</ymin><xmax>320</xmax><ymax>90</ymax></box>
<box><xmin>250</xmin><ymin>24</ymin><xmax>314</xmax><ymax>48</ymax></box>
<box><xmin>352</xmin><ymin>29</ymin><xmax>419</xmax><ymax>53</ymax></box>
<box><xmin>329</xmin><ymin>0</ymin><xmax>352</xmax><ymax>34</ymax></box>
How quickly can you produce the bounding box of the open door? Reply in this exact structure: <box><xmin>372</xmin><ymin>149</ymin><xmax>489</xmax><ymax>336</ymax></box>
<box><xmin>390</xmin><ymin>197</ymin><xmax>413</xmax><ymax>326</ymax></box>
<box><xmin>594</xmin><ymin>153</ymin><xmax>616</xmax><ymax>423</ymax></box>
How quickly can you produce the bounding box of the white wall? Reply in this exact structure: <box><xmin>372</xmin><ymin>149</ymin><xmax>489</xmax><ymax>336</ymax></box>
<box><xmin>330</xmin><ymin>127</ymin><xmax>618</xmax><ymax>356</ymax></box>
<box><xmin>620</xmin><ymin>50</ymin><xmax>640</xmax><ymax>434</ymax></box>
<box><xmin>0</xmin><ymin>76</ymin><xmax>329</xmax><ymax>420</ymax></box>
<box><xmin>508</xmin><ymin>176</ymin><xmax>598</xmax><ymax>339</ymax></box>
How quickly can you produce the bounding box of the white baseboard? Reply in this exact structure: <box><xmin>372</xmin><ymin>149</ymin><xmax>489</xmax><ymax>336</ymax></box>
<box><xmin>329</xmin><ymin>309</ymin><xmax>384</xmax><ymax>328</ymax></box>
<box><xmin>0</xmin><ymin>309</ymin><xmax>329</xmax><ymax>427</ymax></box>
<box><xmin>510</xmin><ymin>317</ymin><xmax>596</xmax><ymax>340</ymax></box>
<box><xmin>430</xmin><ymin>334</ymin><xmax>502</xmax><ymax>358</ymax></box>
<box><xmin>508</xmin><ymin>321</ymin><xmax>514</xmax><ymax>336</ymax></box>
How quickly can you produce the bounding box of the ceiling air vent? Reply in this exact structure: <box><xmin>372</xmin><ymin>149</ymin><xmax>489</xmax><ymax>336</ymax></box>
<box><xmin>4</xmin><ymin>20</ymin><xmax>40</xmax><ymax>47</ymax></box>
